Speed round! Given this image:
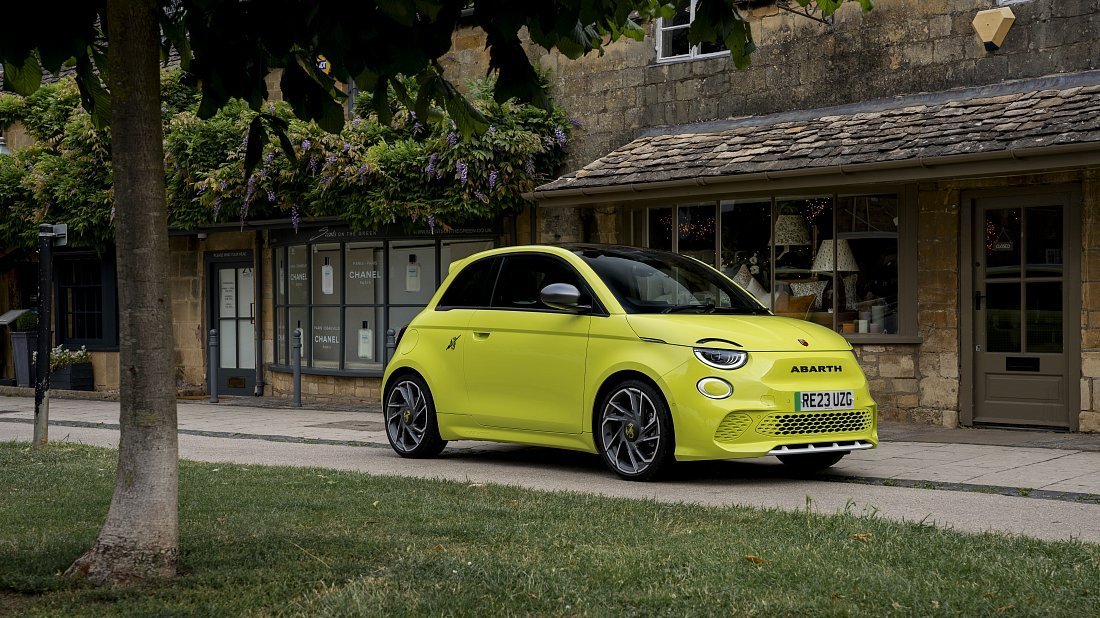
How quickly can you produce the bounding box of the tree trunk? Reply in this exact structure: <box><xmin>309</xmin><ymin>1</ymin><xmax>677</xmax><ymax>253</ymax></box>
<box><xmin>65</xmin><ymin>0</ymin><xmax>179</xmax><ymax>584</ymax></box>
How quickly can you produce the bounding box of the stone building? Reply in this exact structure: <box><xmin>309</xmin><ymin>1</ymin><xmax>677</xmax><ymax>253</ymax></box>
<box><xmin>3</xmin><ymin>0</ymin><xmax>1099</xmax><ymax>434</ymax></box>
<box><xmin>449</xmin><ymin>0</ymin><xmax>1100</xmax><ymax>431</ymax></box>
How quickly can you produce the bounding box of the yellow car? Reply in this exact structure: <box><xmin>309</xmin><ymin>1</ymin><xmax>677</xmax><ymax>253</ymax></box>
<box><xmin>383</xmin><ymin>245</ymin><xmax>877</xmax><ymax>480</ymax></box>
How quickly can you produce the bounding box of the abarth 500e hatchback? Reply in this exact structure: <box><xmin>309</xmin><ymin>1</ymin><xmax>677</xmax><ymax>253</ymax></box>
<box><xmin>382</xmin><ymin>244</ymin><xmax>877</xmax><ymax>480</ymax></box>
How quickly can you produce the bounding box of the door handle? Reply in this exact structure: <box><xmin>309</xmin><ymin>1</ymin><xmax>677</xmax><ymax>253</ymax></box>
<box><xmin>974</xmin><ymin>291</ymin><xmax>984</xmax><ymax>311</ymax></box>
<box><xmin>473</xmin><ymin>331</ymin><xmax>491</xmax><ymax>340</ymax></box>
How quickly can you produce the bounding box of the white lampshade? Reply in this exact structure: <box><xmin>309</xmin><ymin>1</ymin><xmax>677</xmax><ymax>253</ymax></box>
<box><xmin>811</xmin><ymin>239</ymin><xmax>858</xmax><ymax>273</ymax></box>
<box><xmin>771</xmin><ymin>215</ymin><xmax>810</xmax><ymax>247</ymax></box>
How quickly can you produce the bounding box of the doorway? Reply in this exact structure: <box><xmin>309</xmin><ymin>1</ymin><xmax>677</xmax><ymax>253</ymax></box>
<box><xmin>964</xmin><ymin>190</ymin><xmax>1080</xmax><ymax>429</ymax></box>
<box><xmin>207</xmin><ymin>252</ymin><xmax>256</xmax><ymax>396</ymax></box>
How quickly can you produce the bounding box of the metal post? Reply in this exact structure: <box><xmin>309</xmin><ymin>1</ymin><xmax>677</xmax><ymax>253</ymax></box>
<box><xmin>208</xmin><ymin>329</ymin><xmax>219</xmax><ymax>403</ymax></box>
<box><xmin>291</xmin><ymin>327</ymin><xmax>302</xmax><ymax>408</ymax></box>
<box><xmin>385</xmin><ymin>328</ymin><xmax>396</xmax><ymax>366</ymax></box>
<box><xmin>33</xmin><ymin>224</ymin><xmax>54</xmax><ymax>448</ymax></box>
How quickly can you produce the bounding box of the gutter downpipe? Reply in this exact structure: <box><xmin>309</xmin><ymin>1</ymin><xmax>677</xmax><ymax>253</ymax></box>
<box><xmin>530</xmin><ymin>142</ymin><xmax>1100</xmax><ymax>207</ymax></box>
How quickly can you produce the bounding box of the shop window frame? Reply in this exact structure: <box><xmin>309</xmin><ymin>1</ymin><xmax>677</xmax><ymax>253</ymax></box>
<box><xmin>54</xmin><ymin>250</ymin><xmax>119</xmax><ymax>351</ymax></box>
<box><xmin>626</xmin><ymin>186</ymin><xmax>919</xmax><ymax>342</ymax></box>
<box><xmin>271</xmin><ymin>234</ymin><xmax>497</xmax><ymax>376</ymax></box>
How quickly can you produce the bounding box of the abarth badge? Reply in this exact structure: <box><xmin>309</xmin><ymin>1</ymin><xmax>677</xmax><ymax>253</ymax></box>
<box><xmin>446</xmin><ymin>336</ymin><xmax>459</xmax><ymax>350</ymax></box>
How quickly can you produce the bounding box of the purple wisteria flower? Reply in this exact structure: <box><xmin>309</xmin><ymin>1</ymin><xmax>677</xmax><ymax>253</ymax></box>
<box><xmin>110</xmin><ymin>206</ymin><xmax>116</xmax><ymax>219</ymax></box>
<box><xmin>324</xmin><ymin>154</ymin><xmax>337</xmax><ymax>169</ymax></box>
<box><xmin>447</xmin><ymin>132</ymin><xmax>458</xmax><ymax>147</ymax></box>
<box><xmin>267</xmin><ymin>191</ymin><xmax>276</xmax><ymax>203</ymax></box>
<box><xmin>413</xmin><ymin>122</ymin><xmax>422</xmax><ymax>132</ymax></box>
<box><xmin>569</xmin><ymin>116</ymin><xmax>582</xmax><ymax>128</ymax></box>
<box><xmin>343</xmin><ymin>142</ymin><xmax>352</xmax><ymax>152</ymax></box>
<box><xmin>455</xmin><ymin>161</ymin><xmax>468</xmax><ymax>185</ymax></box>
<box><xmin>357</xmin><ymin>163</ymin><xmax>368</xmax><ymax>175</ymax></box>
<box><xmin>553</xmin><ymin>127</ymin><xmax>567</xmax><ymax>147</ymax></box>
<box><xmin>488</xmin><ymin>169</ymin><xmax>498</xmax><ymax>189</ymax></box>
<box><xmin>264</xmin><ymin>152</ymin><xmax>275</xmax><ymax>164</ymax></box>
<box><xmin>352</xmin><ymin>118</ymin><xmax>361</xmax><ymax>127</ymax></box>
<box><xmin>525</xmin><ymin>159</ymin><xmax>535</xmax><ymax>175</ymax></box>
<box><xmin>291</xmin><ymin>206</ymin><xmax>301</xmax><ymax>231</ymax></box>
<box><xmin>309</xmin><ymin>156</ymin><xmax>319</xmax><ymax>174</ymax></box>
<box><xmin>425</xmin><ymin>153</ymin><xmax>438</xmax><ymax>176</ymax></box>
<box><xmin>219</xmin><ymin>180</ymin><xmax>227</xmax><ymax>191</ymax></box>
<box><xmin>213</xmin><ymin>197</ymin><xmax>223</xmax><ymax>216</ymax></box>
<box><xmin>474</xmin><ymin>190</ymin><xmax>487</xmax><ymax>202</ymax></box>
<box><xmin>427</xmin><ymin>214</ymin><xmax>436</xmax><ymax>231</ymax></box>
<box><xmin>488</xmin><ymin>125</ymin><xmax>495</xmax><ymax>133</ymax></box>
<box><xmin>301</xmin><ymin>139</ymin><xmax>312</xmax><ymax>151</ymax></box>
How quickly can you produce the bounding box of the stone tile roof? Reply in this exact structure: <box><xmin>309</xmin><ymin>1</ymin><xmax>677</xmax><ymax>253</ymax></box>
<box><xmin>537</xmin><ymin>72</ymin><xmax>1100</xmax><ymax>194</ymax></box>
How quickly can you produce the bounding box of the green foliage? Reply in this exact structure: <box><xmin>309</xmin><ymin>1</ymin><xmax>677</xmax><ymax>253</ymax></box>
<box><xmin>11</xmin><ymin>311</ymin><xmax>37</xmax><ymax>332</ymax></box>
<box><xmin>0</xmin><ymin>70</ymin><xmax>572</xmax><ymax>248</ymax></box>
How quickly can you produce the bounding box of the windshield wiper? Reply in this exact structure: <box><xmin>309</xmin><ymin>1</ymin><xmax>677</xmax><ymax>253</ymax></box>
<box><xmin>662</xmin><ymin>303</ymin><xmax>715</xmax><ymax>314</ymax></box>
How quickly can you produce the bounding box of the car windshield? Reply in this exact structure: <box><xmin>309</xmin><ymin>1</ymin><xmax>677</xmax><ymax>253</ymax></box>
<box><xmin>571</xmin><ymin>246</ymin><xmax>768</xmax><ymax>315</ymax></box>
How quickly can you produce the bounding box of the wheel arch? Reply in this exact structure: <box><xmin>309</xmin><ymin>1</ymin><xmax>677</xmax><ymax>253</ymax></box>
<box><xmin>590</xmin><ymin>369</ymin><xmax>676</xmax><ymax>441</ymax></box>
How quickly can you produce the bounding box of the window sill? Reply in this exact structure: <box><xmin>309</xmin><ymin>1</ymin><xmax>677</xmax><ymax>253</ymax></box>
<box><xmin>266</xmin><ymin>363</ymin><xmax>384</xmax><ymax>378</ymax></box>
<box><xmin>844</xmin><ymin>334</ymin><xmax>923</xmax><ymax>345</ymax></box>
<box><xmin>651</xmin><ymin>51</ymin><xmax>730</xmax><ymax>66</ymax></box>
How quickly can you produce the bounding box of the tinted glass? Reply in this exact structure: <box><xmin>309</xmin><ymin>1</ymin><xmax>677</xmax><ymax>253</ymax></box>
<box><xmin>491</xmin><ymin>254</ymin><xmax>589</xmax><ymax>311</ymax></box>
<box><xmin>575</xmin><ymin>247</ymin><xmax>765</xmax><ymax>315</ymax></box>
<box><xmin>438</xmin><ymin>257</ymin><xmax>498</xmax><ymax>309</ymax></box>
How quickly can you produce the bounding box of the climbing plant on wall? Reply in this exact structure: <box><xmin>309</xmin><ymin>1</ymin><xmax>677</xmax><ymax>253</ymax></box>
<box><xmin>0</xmin><ymin>69</ymin><xmax>571</xmax><ymax>249</ymax></box>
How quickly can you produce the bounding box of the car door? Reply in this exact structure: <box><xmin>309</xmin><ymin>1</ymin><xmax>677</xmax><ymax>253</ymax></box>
<box><xmin>465</xmin><ymin>253</ymin><xmax>593</xmax><ymax>433</ymax></box>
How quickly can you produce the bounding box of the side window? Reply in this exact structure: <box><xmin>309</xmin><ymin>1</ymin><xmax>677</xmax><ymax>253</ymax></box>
<box><xmin>438</xmin><ymin>257</ymin><xmax>498</xmax><ymax>309</ymax></box>
<box><xmin>491</xmin><ymin>254</ymin><xmax>589</xmax><ymax>311</ymax></box>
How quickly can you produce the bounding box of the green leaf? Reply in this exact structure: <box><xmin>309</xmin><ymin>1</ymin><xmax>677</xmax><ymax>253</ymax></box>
<box><xmin>3</xmin><ymin>56</ymin><xmax>43</xmax><ymax>96</ymax></box>
<box><xmin>280</xmin><ymin>58</ymin><xmax>346</xmax><ymax>134</ymax></box>
<box><xmin>75</xmin><ymin>55</ymin><xmax>110</xmax><ymax>130</ymax></box>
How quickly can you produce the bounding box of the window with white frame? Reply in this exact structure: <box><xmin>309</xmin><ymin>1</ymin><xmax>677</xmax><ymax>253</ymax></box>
<box><xmin>656</xmin><ymin>0</ymin><xmax>729</xmax><ymax>62</ymax></box>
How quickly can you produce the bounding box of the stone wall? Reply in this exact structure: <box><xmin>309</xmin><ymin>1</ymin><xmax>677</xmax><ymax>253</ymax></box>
<box><xmin>268</xmin><ymin>369</ymin><xmax>381</xmax><ymax>403</ymax></box>
<box><xmin>447</xmin><ymin>0</ymin><xmax>1100</xmax><ymax>243</ymax></box>
<box><xmin>1080</xmin><ymin>170</ymin><xmax>1100</xmax><ymax>431</ymax></box>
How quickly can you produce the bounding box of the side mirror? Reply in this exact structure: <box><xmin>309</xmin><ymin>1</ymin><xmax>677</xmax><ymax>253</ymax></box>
<box><xmin>540</xmin><ymin>283</ymin><xmax>590</xmax><ymax>312</ymax></box>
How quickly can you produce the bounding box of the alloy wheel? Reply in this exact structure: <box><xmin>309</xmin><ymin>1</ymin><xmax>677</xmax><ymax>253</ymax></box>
<box><xmin>600</xmin><ymin>386</ymin><xmax>662</xmax><ymax>476</ymax></box>
<box><xmin>386</xmin><ymin>379</ymin><xmax>428</xmax><ymax>453</ymax></box>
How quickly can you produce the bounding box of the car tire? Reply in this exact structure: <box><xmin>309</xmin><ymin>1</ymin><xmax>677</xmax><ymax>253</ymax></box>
<box><xmin>384</xmin><ymin>373</ymin><xmax>447</xmax><ymax>458</ymax></box>
<box><xmin>776</xmin><ymin>451</ymin><xmax>847</xmax><ymax>472</ymax></box>
<box><xmin>596</xmin><ymin>379</ymin><xmax>674</xmax><ymax>481</ymax></box>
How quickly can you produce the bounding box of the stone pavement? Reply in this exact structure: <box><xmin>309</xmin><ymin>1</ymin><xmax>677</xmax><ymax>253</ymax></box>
<box><xmin>2</xmin><ymin>393</ymin><xmax>1100</xmax><ymax>542</ymax></box>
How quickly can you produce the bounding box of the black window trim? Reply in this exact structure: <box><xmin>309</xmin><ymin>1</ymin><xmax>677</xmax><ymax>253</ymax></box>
<box><xmin>53</xmin><ymin>250</ymin><xmax>119</xmax><ymax>352</ymax></box>
<box><xmin>487</xmin><ymin>252</ymin><xmax>610</xmax><ymax>317</ymax></box>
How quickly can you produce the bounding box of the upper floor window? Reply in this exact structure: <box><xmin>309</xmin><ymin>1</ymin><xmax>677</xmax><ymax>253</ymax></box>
<box><xmin>656</xmin><ymin>0</ymin><xmax>729</xmax><ymax>62</ymax></box>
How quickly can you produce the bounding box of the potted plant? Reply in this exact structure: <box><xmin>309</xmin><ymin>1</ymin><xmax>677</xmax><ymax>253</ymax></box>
<box><xmin>49</xmin><ymin>345</ymin><xmax>94</xmax><ymax>391</ymax></box>
<box><xmin>10</xmin><ymin>311</ymin><xmax>37</xmax><ymax>388</ymax></box>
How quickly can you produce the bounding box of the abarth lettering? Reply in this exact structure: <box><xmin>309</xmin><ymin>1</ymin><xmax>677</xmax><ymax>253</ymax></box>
<box><xmin>790</xmin><ymin>365</ymin><xmax>843</xmax><ymax>373</ymax></box>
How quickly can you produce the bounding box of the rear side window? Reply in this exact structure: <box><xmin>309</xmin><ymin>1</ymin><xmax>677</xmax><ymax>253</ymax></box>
<box><xmin>491</xmin><ymin>254</ymin><xmax>591</xmax><ymax>311</ymax></box>
<box><xmin>438</xmin><ymin>257</ymin><xmax>498</xmax><ymax>309</ymax></box>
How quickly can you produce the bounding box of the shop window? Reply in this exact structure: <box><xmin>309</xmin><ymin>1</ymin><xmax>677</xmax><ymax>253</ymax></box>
<box><xmin>656</xmin><ymin>0</ymin><xmax>729</xmax><ymax>62</ymax></box>
<box><xmin>55</xmin><ymin>252</ymin><xmax>118</xmax><ymax>350</ymax></box>
<box><xmin>637</xmin><ymin>192</ymin><xmax>911</xmax><ymax>338</ymax></box>
<box><xmin>274</xmin><ymin>235</ymin><xmax>494</xmax><ymax>373</ymax></box>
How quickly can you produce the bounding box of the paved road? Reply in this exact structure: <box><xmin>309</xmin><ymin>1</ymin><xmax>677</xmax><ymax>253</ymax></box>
<box><xmin>2</xmin><ymin>396</ymin><xmax>1099</xmax><ymax>543</ymax></box>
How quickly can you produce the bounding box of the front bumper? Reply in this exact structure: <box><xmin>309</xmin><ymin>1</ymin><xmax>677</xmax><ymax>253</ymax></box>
<box><xmin>662</xmin><ymin>350</ymin><xmax>879</xmax><ymax>461</ymax></box>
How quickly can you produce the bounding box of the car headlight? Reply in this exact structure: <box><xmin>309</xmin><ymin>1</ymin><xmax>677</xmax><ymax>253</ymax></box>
<box><xmin>693</xmin><ymin>347</ymin><xmax>748</xmax><ymax>370</ymax></box>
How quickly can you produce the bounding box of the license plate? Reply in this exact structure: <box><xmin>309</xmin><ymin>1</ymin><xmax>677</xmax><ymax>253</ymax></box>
<box><xmin>795</xmin><ymin>390</ymin><xmax>854</xmax><ymax>412</ymax></box>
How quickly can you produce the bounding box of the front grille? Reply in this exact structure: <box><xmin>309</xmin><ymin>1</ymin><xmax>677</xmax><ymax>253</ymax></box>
<box><xmin>756</xmin><ymin>409</ymin><xmax>872</xmax><ymax>437</ymax></box>
<box><xmin>714</xmin><ymin>413</ymin><xmax>753</xmax><ymax>443</ymax></box>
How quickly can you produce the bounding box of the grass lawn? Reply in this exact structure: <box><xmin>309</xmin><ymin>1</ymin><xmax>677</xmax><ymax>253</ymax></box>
<box><xmin>1</xmin><ymin>441</ymin><xmax>1098</xmax><ymax>616</ymax></box>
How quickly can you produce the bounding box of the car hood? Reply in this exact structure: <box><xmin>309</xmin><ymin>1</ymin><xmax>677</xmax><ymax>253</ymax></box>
<box><xmin>625</xmin><ymin>314</ymin><xmax>852</xmax><ymax>352</ymax></box>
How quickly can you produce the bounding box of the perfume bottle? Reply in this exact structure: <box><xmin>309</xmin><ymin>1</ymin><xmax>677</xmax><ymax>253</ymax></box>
<box><xmin>321</xmin><ymin>256</ymin><xmax>334</xmax><ymax>295</ymax></box>
<box><xmin>358</xmin><ymin>321</ymin><xmax>373</xmax><ymax>361</ymax></box>
<box><xmin>406</xmin><ymin>254</ymin><xmax>421</xmax><ymax>292</ymax></box>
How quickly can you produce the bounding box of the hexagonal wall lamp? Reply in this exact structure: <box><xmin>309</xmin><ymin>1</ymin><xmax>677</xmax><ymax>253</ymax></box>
<box><xmin>972</xmin><ymin>7</ymin><xmax>1016</xmax><ymax>51</ymax></box>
